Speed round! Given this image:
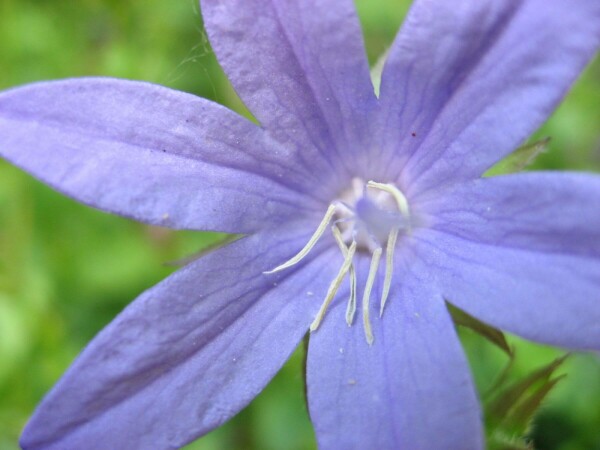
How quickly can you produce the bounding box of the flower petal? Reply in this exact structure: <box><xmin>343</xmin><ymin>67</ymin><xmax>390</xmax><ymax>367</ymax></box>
<box><xmin>201</xmin><ymin>0</ymin><xmax>377</xmax><ymax>175</ymax></box>
<box><xmin>416</xmin><ymin>172</ymin><xmax>600</xmax><ymax>350</ymax></box>
<box><xmin>307</xmin><ymin>256</ymin><xmax>483</xmax><ymax>450</ymax></box>
<box><xmin>0</xmin><ymin>78</ymin><xmax>318</xmax><ymax>233</ymax></box>
<box><xmin>378</xmin><ymin>0</ymin><xmax>600</xmax><ymax>193</ymax></box>
<box><xmin>20</xmin><ymin>229</ymin><xmax>339</xmax><ymax>450</ymax></box>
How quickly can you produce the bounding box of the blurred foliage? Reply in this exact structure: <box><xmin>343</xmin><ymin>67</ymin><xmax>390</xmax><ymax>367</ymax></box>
<box><xmin>485</xmin><ymin>138</ymin><xmax>551</xmax><ymax>177</ymax></box>
<box><xmin>0</xmin><ymin>0</ymin><xmax>599</xmax><ymax>449</ymax></box>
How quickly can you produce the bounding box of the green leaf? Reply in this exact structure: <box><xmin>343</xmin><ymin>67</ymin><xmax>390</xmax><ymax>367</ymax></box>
<box><xmin>485</xmin><ymin>355</ymin><xmax>568</xmax><ymax>449</ymax></box>
<box><xmin>485</xmin><ymin>137</ymin><xmax>550</xmax><ymax>177</ymax></box>
<box><xmin>487</xmin><ymin>354</ymin><xmax>568</xmax><ymax>419</ymax></box>
<box><xmin>505</xmin><ymin>375</ymin><xmax>566</xmax><ymax>434</ymax></box>
<box><xmin>447</xmin><ymin>302</ymin><xmax>513</xmax><ymax>356</ymax></box>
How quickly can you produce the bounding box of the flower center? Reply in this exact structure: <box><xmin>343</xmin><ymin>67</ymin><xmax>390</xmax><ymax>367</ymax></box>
<box><xmin>265</xmin><ymin>178</ymin><xmax>411</xmax><ymax>345</ymax></box>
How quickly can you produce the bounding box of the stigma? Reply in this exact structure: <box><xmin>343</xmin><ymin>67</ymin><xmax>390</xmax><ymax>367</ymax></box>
<box><xmin>265</xmin><ymin>178</ymin><xmax>411</xmax><ymax>345</ymax></box>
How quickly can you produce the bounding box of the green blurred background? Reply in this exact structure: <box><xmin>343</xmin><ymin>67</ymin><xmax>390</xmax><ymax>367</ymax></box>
<box><xmin>0</xmin><ymin>1</ymin><xmax>599</xmax><ymax>449</ymax></box>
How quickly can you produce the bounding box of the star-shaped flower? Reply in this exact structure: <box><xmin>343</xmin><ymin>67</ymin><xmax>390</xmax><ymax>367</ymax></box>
<box><xmin>1</xmin><ymin>0</ymin><xmax>599</xmax><ymax>449</ymax></box>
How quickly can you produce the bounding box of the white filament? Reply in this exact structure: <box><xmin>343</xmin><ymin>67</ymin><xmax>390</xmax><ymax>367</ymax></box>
<box><xmin>264</xmin><ymin>204</ymin><xmax>337</xmax><ymax>274</ymax></box>
<box><xmin>380</xmin><ymin>227</ymin><xmax>399</xmax><ymax>317</ymax></box>
<box><xmin>367</xmin><ymin>181</ymin><xmax>410</xmax><ymax>218</ymax></box>
<box><xmin>310</xmin><ymin>241</ymin><xmax>357</xmax><ymax>332</ymax></box>
<box><xmin>362</xmin><ymin>247</ymin><xmax>382</xmax><ymax>345</ymax></box>
<box><xmin>332</xmin><ymin>226</ymin><xmax>357</xmax><ymax>326</ymax></box>
<box><xmin>345</xmin><ymin>270</ymin><xmax>358</xmax><ymax>326</ymax></box>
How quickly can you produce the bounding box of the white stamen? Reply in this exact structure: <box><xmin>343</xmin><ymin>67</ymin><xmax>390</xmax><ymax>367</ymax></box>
<box><xmin>310</xmin><ymin>241</ymin><xmax>357</xmax><ymax>332</ymax></box>
<box><xmin>380</xmin><ymin>227</ymin><xmax>399</xmax><ymax>317</ymax></box>
<box><xmin>362</xmin><ymin>247</ymin><xmax>382</xmax><ymax>345</ymax></box>
<box><xmin>346</xmin><ymin>271</ymin><xmax>357</xmax><ymax>326</ymax></box>
<box><xmin>265</xmin><ymin>179</ymin><xmax>412</xmax><ymax>347</ymax></box>
<box><xmin>332</xmin><ymin>226</ymin><xmax>357</xmax><ymax>325</ymax></box>
<box><xmin>367</xmin><ymin>181</ymin><xmax>410</xmax><ymax>218</ymax></box>
<box><xmin>264</xmin><ymin>203</ymin><xmax>337</xmax><ymax>274</ymax></box>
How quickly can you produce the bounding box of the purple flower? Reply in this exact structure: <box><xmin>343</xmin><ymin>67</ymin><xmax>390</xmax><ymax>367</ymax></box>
<box><xmin>1</xmin><ymin>0</ymin><xmax>599</xmax><ymax>448</ymax></box>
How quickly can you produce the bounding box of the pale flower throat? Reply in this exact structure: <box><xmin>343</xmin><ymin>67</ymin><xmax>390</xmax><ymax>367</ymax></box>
<box><xmin>265</xmin><ymin>178</ymin><xmax>411</xmax><ymax>345</ymax></box>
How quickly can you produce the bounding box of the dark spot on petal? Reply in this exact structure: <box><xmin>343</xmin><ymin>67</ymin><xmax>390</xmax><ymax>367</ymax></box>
<box><xmin>411</xmin><ymin>132</ymin><xmax>417</xmax><ymax>137</ymax></box>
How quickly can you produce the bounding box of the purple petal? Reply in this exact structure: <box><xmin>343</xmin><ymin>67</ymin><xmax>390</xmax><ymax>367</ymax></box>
<box><xmin>0</xmin><ymin>78</ymin><xmax>319</xmax><ymax>233</ymax></box>
<box><xmin>416</xmin><ymin>173</ymin><xmax>600</xmax><ymax>350</ymax></box>
<box><xmin>21</xmin><ymin>229</ymin><xmax>339</xmax><ymax>450</ymax></box>
<box><xmin>378</xmin><ymin>0</ymin><xmax>600</xmax><ymax>193</ymax></box>
<box><xmin>201</xmin><ymin>0</ymin><xmax>376</xmax><ymax>177</ymax></box>
<box><xmin>307</xmin><ymin>256</ymin><xmax>482</xmax><ymax>450</ymax></box>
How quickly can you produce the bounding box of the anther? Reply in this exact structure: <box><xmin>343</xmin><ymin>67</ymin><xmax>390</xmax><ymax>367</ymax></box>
<box><xmin>264</xmin><ymin>203</ymin><xmax>337</xmax><ymax>274</ymax></box>
<box><xmin>310</xmin><ymin>240</ymin><xmax>357</xmax><ymax>332</ymax></box>
<box><xmin>362</xmin><ymin>247</ymin><xmax>382</xmax><ymax>345</ymax></box>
